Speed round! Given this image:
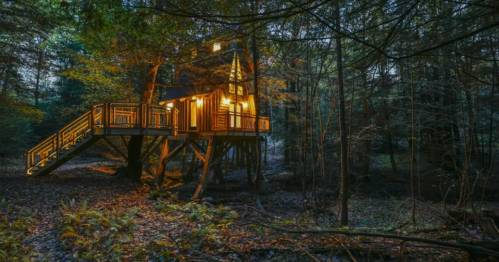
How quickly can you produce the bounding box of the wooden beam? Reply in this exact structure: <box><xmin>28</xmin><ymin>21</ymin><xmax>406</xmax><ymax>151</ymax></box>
<box><xmin>185</xmin><ymin>150</ymin><xmax>197</xmax><ymax>181</ymax></box>
<box><xmin>211</xmin><ymin>142</ymin><xmax>234</xmax><ymax>167</ymax></box>
<box><xmin>189</xmin><ymin>140</ymin><xmax>206</xmax><ymax>153</ymax></box>
<box><xmin>236</xmin><ymin>141</ymin><xmax>255</xmax><ymax>162</ymax></box>
<box><xmin>120</xmin><ymin>135</ymin><xmax>128</xmax><ymax>148</ymax></box>
<box><xmin>193</xmin><ymin>138</ymin><xmax>215</xmax><ymax>199</ymax></box>
<box><xmin>102</xmin><ymin>137</ymin><xmax>128</xmax><ymax>160</ymax></box>
<box><xmin>140</xmin><ymin>135</ymin><xmax>166</xmax><ymax>162</ymax></box>
<box><xmin>142</xmin><ymin>135</ymin><xmax>168</xmax><ymax>162</ymax></box>
<box><xmin>187</xmin><ymin>141</ymin><xmax>205</xmax><ymax>163</ymax></box>
<box><xmin>155</xmin><ymin>139</ymin><xmax>169</xmax><ymax>186</ymax></box>
<box><xmin>140</xmin><ymin>135</ymin><xmax>160</xmax><ymax>161</ymax></box>
<box><xmin>157</xmin><ymin>141</ymin><xmax>188</xmax><ymax>187</ymax></box>
<box><xmin>162</xmin><ymin>141</ymin><xmax>188</xmax><ymax>164</ymax></box>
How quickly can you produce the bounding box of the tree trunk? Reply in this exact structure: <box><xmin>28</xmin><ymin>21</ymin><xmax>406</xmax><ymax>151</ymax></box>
<box><xmin>126</xmin><ymin>135</ymin><xmax>144</xmax><ymax>182</ymax></box>
<box><xmin>284</xmin><ymin>99</ymin><xmax>290</xmax><ymax>164</ymax></box>
<box><xmin>251</xmin><ymin>0</ymin><xmax>262</xmax><ymax>209</ymax></box>
<box><xmin>124</xmin><ymin>62</ymin><xmax>160</xmax><ymax>181</ymax></box>
<box><xmin>335</xmin><ymin>1</ymin><xmax>349</xmax><ymax>226</ymax></box>
<box><xmin>384</xmin><ymin>105</ymin><xmax>398</xmax><ymax>174</ymax></box>
<box><xmin>35</xmin><ymin>50</ymin><xmax>43</xmax><ymax>106</ymax></box>
<box><xmin>488</xmin><ymin>57</ymin><xmax>497</xmax><ymax>174</ymax></box>
<box><xmin>361</xmin><ymin>67</ymin><xmax>371</xmax><ymax>178</ymax></box>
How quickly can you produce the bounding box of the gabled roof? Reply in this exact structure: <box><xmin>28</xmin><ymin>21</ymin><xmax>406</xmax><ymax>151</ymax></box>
<box><xmin>160</xmin><ymin>48</ymin><xmax>250</xmax><ymax>101</ymax></box>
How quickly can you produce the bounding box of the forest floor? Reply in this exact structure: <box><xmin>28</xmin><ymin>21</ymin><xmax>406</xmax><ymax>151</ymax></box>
<box><xmin>1</xmin><ymin>154</ymin><xmax>498</xmax><ymax>261</ymax></box>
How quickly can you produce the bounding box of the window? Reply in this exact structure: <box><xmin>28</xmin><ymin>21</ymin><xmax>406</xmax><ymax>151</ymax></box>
<box><xmin>229</xmin><ymin>85</ymin><xmax>244</xmax><ymax>96</ymax></box>
<box><xmin>213</xmin><ymin>43</ymin><xmax>221</xmax><ymax>52</ymax></box>
<box><xmin>229</xmin><ymin>103</ymin><xmax>242</xmax><ymax>128</ymax></box>
<box><xmin>229</xmin><ymin>53</ymin><xmax>243</xmax><ymax>95</ymax></box>
<box><xmin>190</xmin><ymin>100</ymin><xmax>197</xmax><ymax>128</ymax></box>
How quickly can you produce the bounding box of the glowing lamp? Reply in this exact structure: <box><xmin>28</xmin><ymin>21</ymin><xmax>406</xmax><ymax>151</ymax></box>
<box><xmin>223</xmin><ymin>98</ymin><xmax>230</xmax><ymax>105</ymax></box>
<box><xmin>192</xmin><ymin>96</ymin><xmax>197</xmax><ymax>100</ymax></box>
<box><xmin>197</xmin><ymin>99</ymin><xmax>203</xmax><ymax>107</ymax></box>
<box><xmin>242</xmin><ymin>102</ymin><xmax>248</xmax><ymax>108</ymax></box>
<box><xmin>166</xmin><ymin>102</ymin><xmax>173</xmax><ymax>108</ymax></box>
<box><xmin>213</xmin><ymin>43</ymin><xmax>221</xmax><ymax>52</ymax></box>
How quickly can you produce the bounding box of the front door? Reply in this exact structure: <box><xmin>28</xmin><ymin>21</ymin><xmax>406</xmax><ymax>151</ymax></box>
<box><xmin>229</xmin><ymin>103</ymin><xmax>242</xmax><ymax>128</ymax></box>
<box><xmin>189</xmin><ymin>100</ymin><xmax>197</xmax><ymax>130</ymax></box>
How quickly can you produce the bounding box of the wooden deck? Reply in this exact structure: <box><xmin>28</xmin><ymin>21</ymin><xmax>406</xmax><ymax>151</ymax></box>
<box><xmin>25</xmin><ymin>103</ymin><xmax>177</xmax><ymax>176</ymax></box>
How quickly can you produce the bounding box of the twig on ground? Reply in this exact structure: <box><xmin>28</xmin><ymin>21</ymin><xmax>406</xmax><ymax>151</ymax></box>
<box><xmin>224</xmin><ymin>243</ymin><xmax>249</xmax><ymax>261</ymax></box>
<box><xmin>258</xmin><ymin>223</ymin><xmax>499</xmax><ymax>257</ymax></box>
<box><xmin>194</xmin><ymin>251</ymin><xmax>222</xmax><ymax>262</ymax></box>
<box><xmin>331</xmin><ymin>235</ymin><xmax>358</xmax><ymax>262</ymax></box>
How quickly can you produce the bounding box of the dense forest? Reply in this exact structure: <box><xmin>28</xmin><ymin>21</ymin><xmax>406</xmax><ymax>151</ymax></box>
<box><xmin>1</xmin><ymin>0</ymin><xmax>499</xmax><ymax>261</ymax></box>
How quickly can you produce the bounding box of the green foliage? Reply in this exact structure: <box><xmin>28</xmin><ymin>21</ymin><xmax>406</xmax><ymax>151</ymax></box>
<box><xmin>57</xmin><ymin>200</ymin><xmax>136</xmax><ymax>260</ymax></box>
<box><xmin>0</xmin><ymin>92</ymin><xmax>44</xmax><ymax>155</ymax></box>
<box><xmin>0</xmin><ymin>210</ymin><xmax>32</xmax><ymax>261</ymax></box>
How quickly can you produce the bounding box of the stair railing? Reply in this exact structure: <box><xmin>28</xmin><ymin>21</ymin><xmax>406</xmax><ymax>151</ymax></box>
<box><xmin>26</xmin><ymin>111</ymin><xmax>92</xmax><ymax>175</ymax></box>
<box><xmin>26</xmin><ymin>103</ymin><xmax>177</xmax><ymax>175</ymax></box>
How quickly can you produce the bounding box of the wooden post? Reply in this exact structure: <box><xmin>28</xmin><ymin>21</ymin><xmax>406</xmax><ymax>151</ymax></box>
<box><xmin>264</xmin><ymin>136</ymin><xmax>268</xmax><ymax>164</ymax></box>
<box><xmin>246</xmin><ymin>142</ymin><xmax>253</xmax><ymax>185</ymax></box>
<box><xmin>155</xmin><ymin>139</ymin><xmax>169</xmax><ymax>187</ymax></box>
<box><xmin>181</xmin><ymin>146</ymin><xmax>186</xmax><ymax>172</ymax></box>
<box><xmin>193</xmin><ymin>138</ymin><xmax>215</xmax><ymax>199</ymax></box>
<box><xmin>213</xmin><ymin>143</ymin><xmax>224</xmax><ymax>184</ymax></box>
<box><xmin>56</xmin><ymin>131</ymin><xmax>60</xmax><ymax>159</ymax></box>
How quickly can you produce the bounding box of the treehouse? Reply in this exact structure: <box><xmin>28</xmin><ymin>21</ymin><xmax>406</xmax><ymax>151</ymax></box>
<box><xmin>24</xmin><ymin>37</ymin><xmax>270</xmax><ymax>200</ymax></box>
<box><xmin>156</xmin><ymin>41</ymin><xmax>270</xmax><ymax>199</ymax></box>
<box><xmin>160</xmin><ymin>46</ymin><xmax>269</xmax><ymax>137</ymax></box>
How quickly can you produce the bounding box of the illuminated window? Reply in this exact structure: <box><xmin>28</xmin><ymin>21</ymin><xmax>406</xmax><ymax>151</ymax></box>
<box><xmin>213</xmin><ymin>43</ymin><xmax>221</xmax><ymax>52</ymax></box>
<box><xmin>190</xmin><ymin>101</ymin><xmax>197</xmax><ymax>128</ymax></box>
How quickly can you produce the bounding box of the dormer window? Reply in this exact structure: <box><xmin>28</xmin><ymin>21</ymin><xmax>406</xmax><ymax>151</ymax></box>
<box><xmin>213</xmin><ymin>43</ymin><xmax>221</xmax><ymax>52</ymax></box>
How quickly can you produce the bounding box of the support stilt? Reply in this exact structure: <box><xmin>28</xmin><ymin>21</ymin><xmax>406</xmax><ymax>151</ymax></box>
<box><xmin>155</xmin><ymin>139</ymin><xmax>169</xmax><ymax>186</ymax></box>
<box><xmin>193</xmin><ymin>138</ymin><xmax>216</xmax><ymax>199</ymax></box>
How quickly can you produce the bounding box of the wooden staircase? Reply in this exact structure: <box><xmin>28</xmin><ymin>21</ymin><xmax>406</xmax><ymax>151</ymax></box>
<box><xmin>25</xmin><ymin>103</ymin><xmax>177</xmax><ymax>176</ymax></box>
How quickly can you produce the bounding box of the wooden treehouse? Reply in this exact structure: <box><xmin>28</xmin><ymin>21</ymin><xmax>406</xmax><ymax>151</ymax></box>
<box><xmin>157</xmin><ymin>42</ymin><xmax>270</xmax><ymax>199</ymax></box>
<box><xmin>24</xmin><ymin>40</ymin><xmax>270</xmax><ymax>200</ymax></box>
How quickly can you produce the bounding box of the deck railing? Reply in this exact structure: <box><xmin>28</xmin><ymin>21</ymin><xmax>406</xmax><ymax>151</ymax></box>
<box><xmin>213</xmin><ymin>112</ymin><xmax>270</xmax><ymax>132</ymax></box>
<box><xmin>26</xmin><ymin>103</ymin><xmax>175</xmax><ymax>175</ymax></box>
<box><xmin>91</xmin><ymin>103</ymin><xmax>175</xmax><ymax>130</ymax></box>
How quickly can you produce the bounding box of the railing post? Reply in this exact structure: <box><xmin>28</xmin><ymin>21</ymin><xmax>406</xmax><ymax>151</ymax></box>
<box><xmin>90</xmin><ymin>106</ymin><xmax>94</xmax><ymax>133</ymax></box>
<box><xmin>107</xmin><ymin>103</ymin><xmax>111</xmax><ymax>134</ymax></box>
<box><xmin>145</xmin><ymin>104</ymin><xmax>149</xmax><ymax>135</ymax></box>
<box><xmin>103</xmin><ymin>103</ymin><xmax>107</xmax><ymax>134</ymax></box>
<box><xmin>56</xmin><ymin>131</ymin><xmax>60</xmax><ymax>159</ymax></box>
<box><xmin>25</xmin><ymin>152</ymin><xmax>29</xmax><ymax>174</ymax></box>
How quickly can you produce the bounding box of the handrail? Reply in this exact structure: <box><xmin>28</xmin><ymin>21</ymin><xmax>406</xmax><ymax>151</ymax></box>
<box><xmin>213</xmin><ymin>112</ymin><xmax>270</xmax><ymax>132</ymax></box>
<box><xmin>25</xmin><ymin>102</ymin><xmax>175</xmax><ymax>175</ymax></box>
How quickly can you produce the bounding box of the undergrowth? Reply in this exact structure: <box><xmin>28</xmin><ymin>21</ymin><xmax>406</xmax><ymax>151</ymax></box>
<box><xmin>0</xmin><ymin>199</ymin><xmax>32</xmax><ymax>261</ymax></box>
<box><xmin>57</xmin><ymin>199</ymin><xmax>137</xmax><ymax>260</ymax></box>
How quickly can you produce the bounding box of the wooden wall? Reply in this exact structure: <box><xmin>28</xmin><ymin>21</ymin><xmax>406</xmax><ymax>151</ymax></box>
<box><xmin>168</xmin><ymin>54</ymin><xmax>256</xmax><ymax>132</ymax></box>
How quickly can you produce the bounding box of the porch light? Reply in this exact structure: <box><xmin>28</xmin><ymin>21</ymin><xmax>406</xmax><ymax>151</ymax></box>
<box><xmin>197</xmin><ymin>99</ymin><xmax>203</xmax><ymax>107</ymax></box>
<box><xmin>223</xmin><ymin>98</ymin><xmax>230</xmax><ymax>104</ymax></box>
<box><xmin>242</xmin><ymin>102</ymin><xmax>248</xmax><ymax>108</ymax></box>
<box><xmin>213</xmin><ymin>43</ymin><xmax>221</xmax><ymax>52</ymax></box>
<box><xmin>192</xmin><ymin>96</ymin><xmax>197</xmax><ymax>100</ymax></box>
<box><xmin>166</xmin><ymin>102</ymin><xmax>173</xmax><ymax>108</ymax></box>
